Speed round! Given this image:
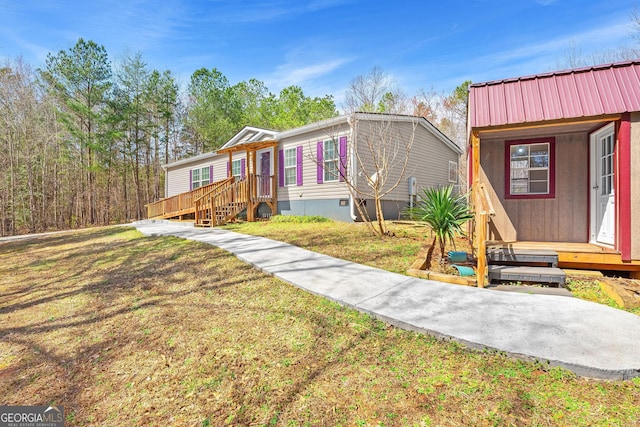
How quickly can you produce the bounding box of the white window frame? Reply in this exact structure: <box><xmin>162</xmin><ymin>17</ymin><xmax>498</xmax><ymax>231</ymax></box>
<box><xmin>323</xmin><ymin>139</ymin><xmax>339</xmax><ymax>182</ymax></box>
<box><xmin>284</xmin><ymin>147</ymin><xmax>297</xmax><ymax>186</ymax></box>
<box><xmin>231</xmin><ymin>159</ymin><xmax>242</xmax><ymax>179</ymax></box>
<box><xmin>448</xmin><ymin>161</ymin><xmax>458</xmax><ymax>183</ymax></box>
<box><xmin>191</xmin><ymin>166</ymin><xmax>210</xmax><ymax>190</ymax></box>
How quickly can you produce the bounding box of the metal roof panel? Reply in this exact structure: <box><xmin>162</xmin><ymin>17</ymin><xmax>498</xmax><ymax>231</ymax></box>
<box><xmin>469</xmin><ymin>60</ymin><xmax>640</xmax><ymax>128</ymax></box>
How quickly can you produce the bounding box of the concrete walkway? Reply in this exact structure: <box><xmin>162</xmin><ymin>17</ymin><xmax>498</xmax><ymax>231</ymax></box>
<box><xmin>131</xmin><ymin>220</ymin><xmax>640</xmax><ymax>380</ymax></box>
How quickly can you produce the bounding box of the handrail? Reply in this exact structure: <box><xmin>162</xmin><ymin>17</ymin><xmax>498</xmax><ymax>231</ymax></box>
<box><xmin>474</xmin><ymin>182</ymin><xmax>495</xmax><ymax>289</ymax></box>
<box><xmin>193</xmin><ymin>177</ymin><xmax>234</xmax><ymax>203</ymax></box>
<box><xmin>478</xmin><ymin>183</ymin><xmax>496</xmax><ymax>216</ymax></box>
<box><xmin>146</xmin><ymin>179</ymin><xmax>234</xmax><ymax>219</ymax></box>
<box><xmin>195</xmin><ymin>176</ymin><xmax>250</xmax><ymax>226</ymax></box>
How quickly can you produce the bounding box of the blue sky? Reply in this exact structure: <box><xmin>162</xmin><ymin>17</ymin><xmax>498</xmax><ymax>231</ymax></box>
<box><xmin>1</xmin><ymin>0</ymin><xmax>638</xmax><ymax>106</ymax></box>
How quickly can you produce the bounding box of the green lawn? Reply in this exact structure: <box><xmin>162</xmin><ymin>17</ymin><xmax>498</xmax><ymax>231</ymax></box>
<box><xmin>0</xmin><ymin>225</ymin><xmax>639</xmax><ymax>426</ymax></box>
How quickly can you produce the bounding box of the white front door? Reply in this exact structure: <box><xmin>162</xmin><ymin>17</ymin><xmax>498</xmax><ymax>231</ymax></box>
<box><xmin>590</xmin><ymin>123</ymin><xmax>615</xmax><ymax>247</ymax></box>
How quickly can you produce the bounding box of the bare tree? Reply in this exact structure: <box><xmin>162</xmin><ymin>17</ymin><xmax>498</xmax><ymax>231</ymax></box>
<box><xmin>312</xmin><ymin>113</ymin><xmax>417</xmax><ymax>236</ymax></box>
<box><xmin>343</xmin><ymin>66</ymin><xmax>408</xmax><ymax>114</ymax></box>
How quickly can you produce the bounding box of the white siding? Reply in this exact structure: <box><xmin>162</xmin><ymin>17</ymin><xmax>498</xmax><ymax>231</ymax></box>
<box><xmin>276</xmin><ymin>123</ymin><xmax>351</xmax><ymax>201</ymax></box>
<box><xmin>165</xmin><ymin>152</ymin><xmax>247</xmax><ymax>197</ymax></box>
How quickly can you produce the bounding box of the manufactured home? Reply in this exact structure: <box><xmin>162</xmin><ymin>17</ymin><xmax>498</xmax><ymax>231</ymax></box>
<box><xmin>469</xmin><ymin>60</ymin><xmax>640</xmax><ymax>287</ymax></box>
<box><xmin>147</xmin><ymin>113</ymin><xmax>462</xmax><ymax>225</ymax></box>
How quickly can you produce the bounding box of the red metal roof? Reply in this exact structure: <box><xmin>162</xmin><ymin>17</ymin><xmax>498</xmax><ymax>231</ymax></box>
<box><xmin>469</xmin><ymin>60</ymin><xmax>640</xmax><ymax>128</ymax></box>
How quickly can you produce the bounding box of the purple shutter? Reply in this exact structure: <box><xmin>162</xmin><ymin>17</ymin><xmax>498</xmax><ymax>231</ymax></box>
<box><xmin>240</xmin><ymin>158</ymin><xmax>246</xmax><ymax>179</ymax></box>
<box><xmin>278</xmin><ymin>149</ymin><xmax>285</xmax><ymax>187</ymax></box>
<box><xmin>210</xmin><ymin>165</ymin><xmax>213</xmax><ymax>183</ymax></box>
<box><xmin>189</xmin><ymin>169</ymin><xmax>193</xmax><ymax>190</ymax></box>
<box><xmin>317</xmin><ymin>141</ymin><xmax>324</xmax><ymax>184</ymax></box>
<box><xmin>296</xmin><ymin>145</ymin><xmax>303</xmax><ymax>186</ymax></box>
<box><xmin>339</xmin><ymin>136</ymin><xmax>347</xmax><ymax>182</ymax></box>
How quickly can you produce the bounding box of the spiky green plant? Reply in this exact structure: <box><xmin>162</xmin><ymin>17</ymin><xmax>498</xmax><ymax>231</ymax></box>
<box><xmin>406</xmin><ymin>185</ymin><xmax>474</xmax><ymax>269</ymax></box>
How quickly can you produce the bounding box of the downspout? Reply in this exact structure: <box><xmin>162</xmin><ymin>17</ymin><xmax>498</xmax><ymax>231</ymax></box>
<box><xmin>347</xmin><ymin>115</ymin><xmax>357</xmax><ymax>221</ymax></box>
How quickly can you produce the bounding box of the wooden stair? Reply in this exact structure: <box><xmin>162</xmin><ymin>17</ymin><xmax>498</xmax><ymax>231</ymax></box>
<box><xmin>487</xmin><ymin>247</ymin><xmax>566</xmax><ymax>286</ymax></box>
<box><xmin>194</xmin><ymin>178</ymin><xmax>248</xmax><ymax>227</ymax></box>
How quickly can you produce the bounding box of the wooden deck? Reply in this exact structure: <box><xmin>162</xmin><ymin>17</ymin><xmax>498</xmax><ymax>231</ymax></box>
<box><xmin>146</xmin><ymin>174</ymin><xmax>275</xmax><ymax>226</ymax></box>
<box><xmin>487</xmin><ymin>241</ymin><xmax>640</xmax><ymax>273</ymax></box>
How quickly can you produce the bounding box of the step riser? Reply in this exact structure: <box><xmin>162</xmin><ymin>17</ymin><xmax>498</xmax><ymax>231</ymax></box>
<box><xmin>487</xmin><ymin>249</ymin><xmax>559</xmax><ymax>267</ymax></box>
<box><xmin>488</xmin><ymin>266</ymin><xmax>566</xmax><ymax>286</ymax></box>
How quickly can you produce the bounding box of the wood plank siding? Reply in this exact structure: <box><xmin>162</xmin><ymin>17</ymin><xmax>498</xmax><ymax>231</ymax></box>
<box><xmin>480</xmin><ymin>131</ymin><xmax>589</xmax><ymax>242</ymax></box>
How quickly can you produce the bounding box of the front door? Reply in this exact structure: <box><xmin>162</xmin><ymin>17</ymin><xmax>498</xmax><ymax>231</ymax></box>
<box><xmin>590</xmin><ymin>123</ymin><xmax>615</xmax><ymax>247</ymax></box>
<box><xmin>260</xmin><ymin>151</ymin><xmax>271</xmax><ymax>197</ymax></box>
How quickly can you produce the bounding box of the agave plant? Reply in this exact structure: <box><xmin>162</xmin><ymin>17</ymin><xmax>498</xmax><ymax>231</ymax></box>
<box><xmin>406</xmin><ymin>185</ymin><xmax>473</xmax><ymax>269</ymax></box>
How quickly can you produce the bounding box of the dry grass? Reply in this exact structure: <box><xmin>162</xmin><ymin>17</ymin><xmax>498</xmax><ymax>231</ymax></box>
<box><xmin>1</xmin><ymin>226</ymin><xmax>640</xmax><ymax>426</ymax></box>
<box><xmin>225</xmin><ymin>219</ymin><xmax>471</xmax><ymax>274</ymax></box>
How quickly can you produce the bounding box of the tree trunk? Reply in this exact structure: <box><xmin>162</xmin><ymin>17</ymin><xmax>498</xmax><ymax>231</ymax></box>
<box><xmin>425</xmin><ymin>236</ymin><xmax>437</xmax><ymax>270</ymax></box>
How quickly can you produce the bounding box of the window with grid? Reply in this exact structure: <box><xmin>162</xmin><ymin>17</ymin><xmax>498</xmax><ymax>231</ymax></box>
<box><xmin>284</xmin><ymin>148</ymin><xmax>297</xmax><ymax>186</ymax></box>
<box><xmin>191</xmin><ymin>166</ymin><xmax>210</xmax><ymax>190</ymax></box>
<box><xmin>506</xmin><ymin>138</ymin><xmax>554</xmax><ymax>198</ymax></box>
<box><xmin>323</xmin><ymin>139</ymin><xmax>339</xmax><ymax>182</ymax></box>
<box><xmin>231</xmin><ymin>159</ymin><xmax>242</xmax><ymax>179</ymax></box>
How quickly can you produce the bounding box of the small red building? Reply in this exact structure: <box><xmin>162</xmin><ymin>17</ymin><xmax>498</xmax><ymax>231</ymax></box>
<box><xmin>468</xmin><ymin>60</ymin><xmax>640</xmax><ymax>286</ymax></box>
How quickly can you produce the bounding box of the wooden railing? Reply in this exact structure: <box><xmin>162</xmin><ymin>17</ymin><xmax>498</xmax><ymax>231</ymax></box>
<box><xmin>195</xmin><ymin>176</ymin><xmax>250</xmax><ymax>226</ymax></box>
<box><xmin>474</xmin><ymin>183</ymin><xmax>496</xmax><ymax>288</ymax></box>
<box><xmin>145</xmin><ymin>178</ymin><xmax>233</xmax><ymax>219</ymax></box>
<box><xmin>251</xmin><ymin>174</ymin><xmax>275</xmax><ymax>202</ymax></box>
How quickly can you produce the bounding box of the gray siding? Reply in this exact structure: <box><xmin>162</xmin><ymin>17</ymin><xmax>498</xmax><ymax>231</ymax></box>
<box><xmin>278</xmin><ymin>199</ymin><xmax>352</xmax><ymax>221</ymax></box>
<box><xmin>353</xmin><ymin>118</ymin><xmax>461</xmax><ymax>202</ymax></box>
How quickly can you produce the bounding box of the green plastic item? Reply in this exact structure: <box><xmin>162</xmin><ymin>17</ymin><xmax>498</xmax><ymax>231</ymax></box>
<box><xmin>451</xmin><ymin>265</ymin><xmax>475</xmax><ymax>276</ymax></box>
<box><xmin>448</xmin><ymin>251</ymin><xmax>467</xmax><ymax>263</ymax></box>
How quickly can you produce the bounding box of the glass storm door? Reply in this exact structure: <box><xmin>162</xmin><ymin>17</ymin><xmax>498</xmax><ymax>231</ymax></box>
<box><xmin>590</xmin><ymin>124</ymin><xmax>615</xmax><ymax>246</ymax></box>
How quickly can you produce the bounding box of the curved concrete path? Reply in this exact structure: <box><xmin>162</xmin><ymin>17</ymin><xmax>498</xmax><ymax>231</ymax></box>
<box><xmin>131</xmin><ymin>220</ymin><xmax>640</xmax><ymax>380</ymax></box>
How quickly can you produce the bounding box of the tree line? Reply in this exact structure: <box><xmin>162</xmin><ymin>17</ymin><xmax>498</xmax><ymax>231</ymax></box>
<box><xmin>0</xmin><ymin>39</ymin><xmax>338</xmax><ymax>235</ymax></box>
<box><xmin>7</xmin><ymin>21</ymin><xmax>629</xmax><ymax>236</ymax></box>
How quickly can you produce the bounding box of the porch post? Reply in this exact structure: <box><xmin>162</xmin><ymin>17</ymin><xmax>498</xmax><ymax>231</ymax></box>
<box><xmin>272</xmin><ymin>145</ymin><xmax>278</xmax><ymax>215</ymax></box>
<box><xmin>472</xmin><ymin>131</ymin><xmax>486</xmax><ymax>288</ymax></box>
<box><xmin>247</xmin><ymin>149</ymin><xmax>255</xmax><ymax>222</ymax></box>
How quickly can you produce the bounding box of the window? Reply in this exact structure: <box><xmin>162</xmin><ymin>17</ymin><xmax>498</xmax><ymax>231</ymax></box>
<box><xmin>505</xmin><ymin>138</ymin><xmax>555</xmax><ymax>199</ymax></box>
<box><xmin>284</xmin><ymin>148</ymin><xmax>297</xmax><ymax>186</ymax></box>
<box><xmin>317</xmin><ymin>136</ymin><xmax>346</xmax><ymax>184</ymax></box>
<box><xmin>231</xmin><ymin>159</ymin><xmax>242</xmax><ymax>179</ymax></box>
<box><xmin>323</xmin><ymin>139</ymin><xmax>339</xmax><ymax>182</ymax></box>
<box><xmin>448</xmin><ymin>161</ymin><xmax>458</xmax><ymax>183</ymax></box>
<box><xmin>191</xmin><ymin>166</ymin><xmax>210</xmax><ymax>190</ymax></box>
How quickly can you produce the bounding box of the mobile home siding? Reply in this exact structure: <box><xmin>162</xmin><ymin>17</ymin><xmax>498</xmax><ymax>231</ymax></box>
<box><xmin>277</xmin><ymin>125</ymin><xmax>351</xmax><ymax>202</ymax></box>
<box><xmin>353</xmin><ymin>119</ymin><xmax>461</xmax><ymax>202</ymax></box>
<box><xmin>165</xmin><ymin>153</ymin><xmax>246</xmax><ymax>197</ymax></box>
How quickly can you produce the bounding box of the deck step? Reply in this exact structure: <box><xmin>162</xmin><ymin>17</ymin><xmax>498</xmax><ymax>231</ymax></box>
<box><xmin>487</xmin><ymin>248</ymin><xmax>559</xmax><ymax>267</ymax></box>
<box><xmin>488</xmin><ymin>265</ymin><xmax>566</xmax><ymax>285</ymax></box>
